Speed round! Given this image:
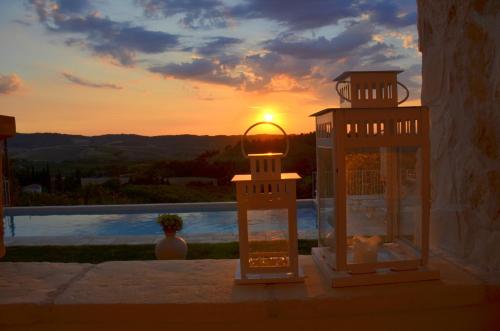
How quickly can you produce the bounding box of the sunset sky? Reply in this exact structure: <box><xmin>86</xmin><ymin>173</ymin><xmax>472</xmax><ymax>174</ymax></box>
<box><xmin>0</xmin><ymin>0</ymin><xmax>421</xmax><ymax>135</ymax></box>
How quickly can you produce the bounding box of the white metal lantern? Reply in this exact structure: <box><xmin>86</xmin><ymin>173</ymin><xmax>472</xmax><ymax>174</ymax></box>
<box><xmin>232</xmin><ymin>122</ymin><xmax>304</xmax><ymax>284</ymax></box>
<box><xmin>311</xmin><ymin>70</ymin><xmax>440</xmax><ymax>287</ymax></box>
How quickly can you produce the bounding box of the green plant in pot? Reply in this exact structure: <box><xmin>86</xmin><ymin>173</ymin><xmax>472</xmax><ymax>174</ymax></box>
<box><xmin>155</xmin><ymin>214</ymin><xmax>187</xmax><ymax>260</ymax></box>
<box><xmin>157</xmin><ymin>214</ymin><xmax>183</xmax><ymax>235</ymax></box>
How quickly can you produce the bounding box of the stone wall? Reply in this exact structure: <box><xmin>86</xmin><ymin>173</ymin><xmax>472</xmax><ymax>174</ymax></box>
<box><xmin>418</xmin><ymin>0</ymin><xmax>500</xmax><ymax>271</ymax></box>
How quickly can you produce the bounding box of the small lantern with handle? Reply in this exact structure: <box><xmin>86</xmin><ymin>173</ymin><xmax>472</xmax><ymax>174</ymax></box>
<box><xmin>232</xmin><ymin>121</ymin><xmax>304</xmax><ymax>284</ymax></box>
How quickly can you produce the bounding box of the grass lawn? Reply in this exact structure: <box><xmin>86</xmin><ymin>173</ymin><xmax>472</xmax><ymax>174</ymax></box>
<box><xmin>2</xmin><ymin>240</ymin><xmax>316</xmax><ymax>264</ymax></box>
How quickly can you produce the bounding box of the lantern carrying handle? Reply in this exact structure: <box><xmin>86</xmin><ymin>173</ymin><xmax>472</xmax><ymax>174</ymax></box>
<box><xmin>335</xmin><ymin>80</ymin><xmax>351</xmax><ymax>102</ymax></box>
<box><xmin>397</xmin><ymin>81</ymin><xmax>410</xmax><ymax>105</ymax></box>
<box><xmin>241</xmin><ymin>121</ymin><xmax>289</xmax><ymax>159</ymax></box>
<box><xmin>337</xmin><ymin>80</ymin><xmax>410</xmax><ymax>105</ymax></box>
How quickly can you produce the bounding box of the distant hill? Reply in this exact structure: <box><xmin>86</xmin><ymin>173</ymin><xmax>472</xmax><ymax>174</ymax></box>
<box><xmin>7</xmin><ymin>132</ymin><xmax>315</xmax><ymax>163</ymax></box>
<box><xmin>8</xmin><ymin>133</ymin><xmax>241</xmax><ymax>162</ymax></box>
<box><xmin>9</xmin><ymin>132</ymin><xmax>316</xmax><ymax>203</ymax></box>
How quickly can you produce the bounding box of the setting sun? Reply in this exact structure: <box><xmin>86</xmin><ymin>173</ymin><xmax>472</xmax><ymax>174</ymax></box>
<box><xmin>263</xmin><ymin>113</ymin><xmax>274</xmax><ymax>122</ymax></box>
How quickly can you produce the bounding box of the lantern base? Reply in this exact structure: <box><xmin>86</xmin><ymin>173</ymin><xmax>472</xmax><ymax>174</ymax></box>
<box><xmin>312</xmin><ymin>247</ymin><xmax>440</xmax><ymax>288</ymax></box>
<box><xmin>234</xmin><ymin>261</ymin><xmax>305</xmax><ymax>285</ymax></box>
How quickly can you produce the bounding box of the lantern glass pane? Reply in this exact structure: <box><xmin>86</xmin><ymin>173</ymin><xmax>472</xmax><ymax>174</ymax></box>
<box><xmin>345</xmin><ymin>147</ymin><xmax>422</xmax><ymax>265</ymax></box>
<box><xmin>247</xmin><ymin>209</ymin><xmax>290</xmax><ymax>268</ymax></box>
<box><xmin>397</xmin><ymin>146</ymin><xmax>423</xmax><ymax>252</ymax></box>
<box><xmin>317</xmin><ymin>148</ymin><xmax>335</xmax><ymax>254</ymax></box>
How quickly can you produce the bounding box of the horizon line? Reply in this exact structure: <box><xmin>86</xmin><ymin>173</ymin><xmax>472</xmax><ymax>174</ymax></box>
<box><xmin>13</xmin><ymin>131</ymin><xmax>315</xmax><ymax>137</ymax></box>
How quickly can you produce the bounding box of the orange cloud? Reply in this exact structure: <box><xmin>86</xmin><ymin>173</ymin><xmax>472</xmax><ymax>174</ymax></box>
<box><xmin>0</xmin><ymin>73</ymin><xmax>22</xmax><ymax>95</ymax></box>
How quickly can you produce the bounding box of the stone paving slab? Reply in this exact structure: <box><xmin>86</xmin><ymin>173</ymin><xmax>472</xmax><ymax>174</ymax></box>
<box><xmin>0</xmin><ymin>262</ymin><xmax>92</xmax><ymax>305</ymax></box>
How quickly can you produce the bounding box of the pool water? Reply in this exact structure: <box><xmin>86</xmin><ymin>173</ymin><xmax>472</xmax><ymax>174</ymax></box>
<box><xmin>3</xmin><ymin>208</ymin><xmax>317</xmax><ymax>238</ymax></box>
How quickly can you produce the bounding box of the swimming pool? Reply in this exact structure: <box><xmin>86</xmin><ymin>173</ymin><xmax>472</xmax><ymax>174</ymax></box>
<box><xmin>3</xmin><ymin>201</ymin><xmax>317</xmax><ymax>239</ymax></box>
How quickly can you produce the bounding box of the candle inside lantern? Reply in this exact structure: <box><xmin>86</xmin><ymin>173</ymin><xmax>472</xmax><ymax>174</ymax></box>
<box><xmin>352</xmin><ymin>235</ymin><xmax>381</xmax><ymax>264</ymax></box>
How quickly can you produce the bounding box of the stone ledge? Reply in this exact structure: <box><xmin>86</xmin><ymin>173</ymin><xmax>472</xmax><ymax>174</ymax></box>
<box><xmin>1</xmin><ymin>256</ymin><xmax>499</xmax><ymax>330</ymax></box>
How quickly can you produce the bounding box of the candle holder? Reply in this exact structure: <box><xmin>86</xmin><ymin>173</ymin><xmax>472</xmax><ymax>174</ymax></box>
<box><xmin>311</xmin><ymin>70</ymin><xmax>440</xmax><ymax>287</ymax></box>
<box><xmin>232</xmin><ymin>121</ymin><xmax>304</xmax><ymax>284</ymax></box>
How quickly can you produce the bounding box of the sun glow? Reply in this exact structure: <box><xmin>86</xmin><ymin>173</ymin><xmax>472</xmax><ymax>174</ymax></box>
<box><xmin>263</xmin><ymin>112</ymin><xmax>273</xmax><ymax>122</ymax></box>
<box><xmin>247</xmin><ymin>108</ymin><xmax>280</xmax><ymax>134</ymax></box>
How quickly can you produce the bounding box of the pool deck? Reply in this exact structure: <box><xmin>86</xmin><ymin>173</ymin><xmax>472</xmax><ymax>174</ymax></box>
<box><xmin>1</xmin><ymin>254</ymin><xmax>499</xmax><ymax>330</ymax></box>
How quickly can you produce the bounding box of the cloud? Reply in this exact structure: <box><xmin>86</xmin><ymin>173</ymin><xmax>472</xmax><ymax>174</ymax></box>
<box><xmin>231</xmin><ymin>0</ymin><xmax>358</xmax><ymax>31</ymax></box>
<box><xmin>29</xmin><ymin>0</ymin><xmax>180</xmax><ymax>66</ymax></box>
<box><xmin>26</xmin><ymin>0</ymin><xmax>418</xmax><ymax>97</ymax></box>
<box><xmin>242</xmin><ymin>27</ymin><xmax>410</xmax><ymax>94</ymax></box>
<box><xmin>190</xmin><ymin>37</ymin><xmax>243</xmax><ymax>56</ymax></box>
<box><xmin>363</xmin><ymin>52</ymin><xmax>405</xmax><ymax>65</ymax></box>
<box><xmin>149</xmin><ymin>49</ymin><xmax>317</xmax><ymax>92</ymax></box>
<box><xmin>362</xmin><ymin>1</ymin><xmax>417</xmax><ymax>28</ymax></box>
<box><xmin>150</xmin><ymin>54</ymin><xmax>314</xmax><ymax>93</ymax></box>
<box><xmin>250</xmin><ymin>21</ymin><xmax>405</xmax><ymax>81</ymax></box>
<box><xmin>61</xmin><ymin>72</ymin><xmax>122</xmax><ymax>89</ymax></box>
<box><xmin>244</xmin><ymin>52</ymin><xmax>316</xmax><ymax>90</ymax></box>
<box><xmin>12</xmin><ymin>18</ymin><xmax>33</xmax><ymax>26</ymax></box>
<box><xmin>262</xmin><ymin>21</ymin><xmax>375</xmax><ymax>60</ymax></box>
<box><xmin>135</xmin><ymin>0</ymin><xmax>417</xmax><ymax>31</ymax></box>
<box><xmin>148</xmin><ymin>19</ymin><xmax>408</xmax><ymax>94</ymax></box>
<box><xmin>231</xmin><ymin>0</ymin><xmax>416</xmax><ymax>30</ymax></box>
<box><xmin>135</xmin><ymin>0</ymin><xmax>228</xmax><ymax>29</ymax></box>
<box><xmin>56</xmin><ymin>0</ymin><xmax>92</xmax><ymax>14</ymax></box>
<box><xmin>0</xmin><ymin>74</ymin><xmax>22</xmax><ymax>95</ymax></box>
<box><xmin>149</xmin><ymin>58</ymin><xmax>244</xmax><ymax>86</ymax></box>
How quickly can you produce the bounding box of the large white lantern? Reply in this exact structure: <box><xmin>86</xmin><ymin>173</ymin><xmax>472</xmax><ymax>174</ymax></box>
<box><xmin>312</xmin><ymin>70</ymin><xmax>439</xmax><ymax>287</ymax></box>
<box><xmin>232</xmin><ymin>122</ymin><xmax>304</xmax><ymax>284</ymax></box>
